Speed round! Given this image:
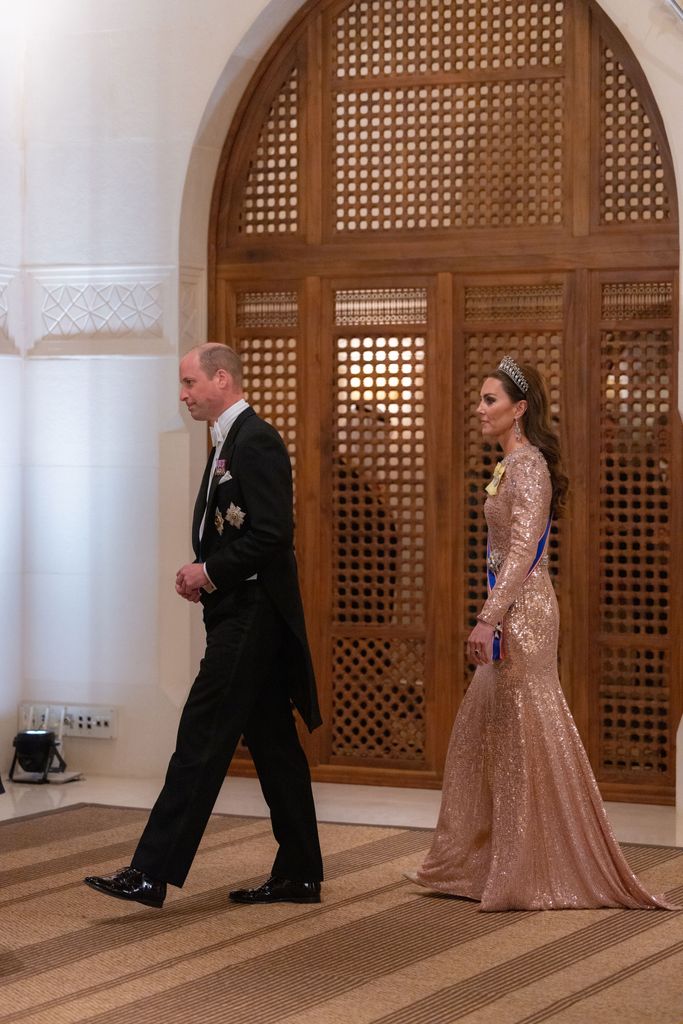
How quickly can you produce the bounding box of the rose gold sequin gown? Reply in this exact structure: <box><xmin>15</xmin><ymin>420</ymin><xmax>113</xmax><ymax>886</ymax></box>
<box><xmin>411</xmin><ymin>445</ymin><xmax>671</xmax><ymax>911</ymax></box>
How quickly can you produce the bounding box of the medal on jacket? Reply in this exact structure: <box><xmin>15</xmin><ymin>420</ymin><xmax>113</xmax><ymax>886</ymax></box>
<box><xmin>225</xmin><ymin>502</ymin><xmax>246</xmax><ymax>529</ymax></box>
<box><xmin>214</xmin><ymin>508</ymin><xmax>225</xmax><ymax>535</ymax></box>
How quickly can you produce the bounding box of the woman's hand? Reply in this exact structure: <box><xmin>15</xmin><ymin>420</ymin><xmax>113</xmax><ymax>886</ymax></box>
<box><xmin>467</xmin><ymin>620</ymin><xmax>496</xmax><ymax>665</ymax></box>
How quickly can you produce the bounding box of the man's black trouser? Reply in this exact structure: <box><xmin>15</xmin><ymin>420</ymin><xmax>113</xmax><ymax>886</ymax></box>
<box><xmin>132</xmin><ymin>582</ymin><xmax>323</xmax><ymax>887</ymax></box>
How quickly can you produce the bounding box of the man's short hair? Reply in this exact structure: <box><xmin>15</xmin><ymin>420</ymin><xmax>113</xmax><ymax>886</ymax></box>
<box><xmin>197</xmin><ymin>343</ymin><xmax>243</xmax><ymax>386</ymax></box>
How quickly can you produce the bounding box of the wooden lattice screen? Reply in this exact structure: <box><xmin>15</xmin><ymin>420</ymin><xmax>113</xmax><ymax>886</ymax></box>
<box><xmin>463</xmin><ymin>282</ymin><xmax>566</xmax><ymax>686</ymax></box>
<box><xmin>330</xmin><ymin>288</ymin><xmax>428</xmax><ymax>766</ymax></box>
<box><xmin>210</xmin><ymin>0</ymin><xmax>681</xmax><ymax>802</ymax></box>
<box><xmin>593</xmin><ymin>274</ymin><xmax>678</xmax><ymax>788</ymax></box>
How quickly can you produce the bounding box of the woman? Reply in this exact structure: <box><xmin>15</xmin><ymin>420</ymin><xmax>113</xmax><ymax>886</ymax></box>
<box><xmin>408</xmin><ymin>356</ymin><xmax>672</xmax><ymax>911</ymax></box>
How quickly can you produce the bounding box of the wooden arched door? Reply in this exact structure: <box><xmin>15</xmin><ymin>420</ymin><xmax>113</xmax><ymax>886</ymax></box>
<box><xmin>209</xmin><ymin>0</ymin><xmax>681</xmax><ymax>803</ymax></box>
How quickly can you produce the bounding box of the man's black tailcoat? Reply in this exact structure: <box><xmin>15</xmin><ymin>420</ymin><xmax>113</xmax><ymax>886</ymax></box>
<box><xmin>195</xmin><ymin>407</ymin><xmax>321</xmax><ymax>731</ymax></box>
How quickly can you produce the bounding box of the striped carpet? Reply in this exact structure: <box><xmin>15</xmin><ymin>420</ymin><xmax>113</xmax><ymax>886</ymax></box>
<box><xmin>1</xmin><ymin>805</ymin><xmax>682</xmax><ymax>1024</ymax></box>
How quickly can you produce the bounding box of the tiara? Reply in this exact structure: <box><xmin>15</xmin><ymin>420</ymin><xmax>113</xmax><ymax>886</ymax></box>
<box><xmin>498</xmin><ymin>356</ymin><xmax>528</xmax><ymax>394</ymax></box>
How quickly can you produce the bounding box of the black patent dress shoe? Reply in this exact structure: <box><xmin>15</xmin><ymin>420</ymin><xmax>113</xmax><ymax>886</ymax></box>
<box><xmin>229</xmin><ymin>876</ymin><xmax>321</xmax><ymax>904</ymax></box>
<box><xmin>83</xmin><ymin>867</ymin><xmax>166</xmax><ymax>909</ymax></box>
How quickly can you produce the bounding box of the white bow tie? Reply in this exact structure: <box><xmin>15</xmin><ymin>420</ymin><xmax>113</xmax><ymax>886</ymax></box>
<box><xmin>210</xmin><ymin>421</ymin><xmax>225</xmax><ymax>448</ymax></box>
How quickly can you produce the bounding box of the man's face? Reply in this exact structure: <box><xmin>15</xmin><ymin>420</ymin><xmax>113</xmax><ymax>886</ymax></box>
<box><xmin>179</xmin><ymin>352</ymin><xmax>225</xmax><ymax>422</ymax></box>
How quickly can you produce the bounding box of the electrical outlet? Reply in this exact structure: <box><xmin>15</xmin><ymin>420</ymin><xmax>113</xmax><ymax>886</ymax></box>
<box><xmin>63</xmin><ymin>706</ymin><xmax>116</xmax><ymax>739</ymax></box>
<box><xmin>18</xmin><ymin>702</ymin><xmax>117</xmax><ymax>739</ymax></box>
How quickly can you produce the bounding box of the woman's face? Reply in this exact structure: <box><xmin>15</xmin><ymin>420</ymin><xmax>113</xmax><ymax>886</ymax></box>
<box><xmin>477</xmin><ymin>376</ymin><xmax>525</xmax><ymax>442</ymax></box>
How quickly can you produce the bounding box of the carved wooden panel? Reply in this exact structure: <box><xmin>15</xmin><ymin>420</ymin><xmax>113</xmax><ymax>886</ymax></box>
<box><xmin>600</xmin><ymin>647</ymin><xmax>670</xmax><ymax>776</ymax></box>
<box><xmin>601</xmin><ymin>282</ymin><xmax>673</xmax><ymax>321</ymax></box>
<box><xmin>335</xmin><ymin>288</ymin><xmax>427</xmax><ymax>326</ymax></box>
<box><xmin>236</xmin><ymin>67</ymin><xmax>300</xmax><ymax>236</ymax></box>
<box><xmin>465</xmin><ymin>284</ymin><xmax>564</xmax><ymax>323</ymax></box>
<box><xmin>333</xmin><ymin>78</ymin><xmax>565</xmax><ymax>232</ymax></box>
<box><xmin>599</xmin><ymin>43</ymin><xmax>671</xmax><ymax>226</ymax></box>
<box><xmin>596</xmin><ymin>278</ymin><xmax>676</xmax><ymax>787</ymax></box>
<box><xmin>233</xmin><ymin>290</ymin><xmax>299</xmax><ymax>465</ymax></box>
<box><xmin>231</xmin><ymin>289</ymin><xmax>300</xmax><ymax>758</ymax></box>
<box><xmin>332</xmin><ymin>638</ymin><xmax>426</xmax><ymax>762</ymax></box>
<box><xmin>463</xmin><ymin>284</ymin><xmax>564</xmax><ymax>682</ymax></box>
<box><xmin>236</xmin><ymin>334</ymin><xmax>299</xmax><ymax>475</ymax></box>
<box><xmin>332</xmin><ymin>0</ymin><xmax>565</xmax><ymax>77</ymax></box>
<box><xmin>236</xmin><ymin>290</ymin><xmax>299</xmax><ymax>328</ymax></box>
<box><xmin>333</xmin><ymin>330</ymin><xmax>427</xmax><ymax>627</ymax></box>
<box><xmin>330</xmin><ymin>286</ymin><xmax>428</xmax><ymax>766</ymax></box>
<box><xmin>599</xmin><ymin>327</ymin><xmax>672</xmax><ymax>640</ymax></box>
<box><xmin>212</xmin><ymin>1</ymin><xmax>680</xmax><ymax>799</ymax></box>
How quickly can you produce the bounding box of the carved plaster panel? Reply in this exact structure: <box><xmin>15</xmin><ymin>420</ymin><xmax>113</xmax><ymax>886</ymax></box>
<box><xmin>27</xmin><ymin>266</ymin><xmax>175</xmax><ymax>356</ymax></box>
<box><xmin>0</xmin><ymin>283</ymin><xmax>8</xmax><ymax>341</ymax></box>
<box><xmin>42</xmin><ymin>282</ymin><xmax>162</xmax><ymax>337</ymax></box>
<box><xmin>0</xmin><ymin>269</ymin><xmax>19</xmax><ymax>354</ymax></box>
<box><xmin>179</xmin><ymin>266</ymin><xmax>206</xmax><ymax>352</ymax></box>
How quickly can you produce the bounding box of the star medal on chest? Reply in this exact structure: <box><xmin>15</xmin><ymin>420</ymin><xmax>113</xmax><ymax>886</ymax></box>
<box><xmin>225</xmin><ymin>502</ymin><xmax>246</xmax><ymax>529</ymax></box>
<box><xmin>485</xmin><ymin>461</ymin><xmax>506</xmax><ymax>496</ymax></box>
<box><xmin>214</xmin><ymin>507</ymin><xmax>225</xmax><ymax>535</ymax></box>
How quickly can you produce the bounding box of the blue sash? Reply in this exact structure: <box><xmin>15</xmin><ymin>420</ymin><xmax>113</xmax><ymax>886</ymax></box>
<box><xmin>487</xmin><ymin>516</ymin><xmax>552</xmax><ymax>661</ymax></box>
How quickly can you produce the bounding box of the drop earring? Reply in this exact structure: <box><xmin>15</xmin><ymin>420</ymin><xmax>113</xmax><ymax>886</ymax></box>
<box><xmin>514</xmin><ymin>418</ymin><xmax>522</xmax><ymax>441</ymax></box>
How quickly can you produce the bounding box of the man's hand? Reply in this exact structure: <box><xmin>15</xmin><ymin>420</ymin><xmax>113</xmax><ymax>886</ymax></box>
<box><xmin>176</xmin><ymin>562</ymin><xmax>208</xmax><ymax>602</ymax></box>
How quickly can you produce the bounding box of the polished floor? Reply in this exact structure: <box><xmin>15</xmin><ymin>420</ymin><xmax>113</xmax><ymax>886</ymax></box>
<box><xmin>1</xmin><ymin>773</ymin><xmax>680</xmax><ymax>847</ymax></box>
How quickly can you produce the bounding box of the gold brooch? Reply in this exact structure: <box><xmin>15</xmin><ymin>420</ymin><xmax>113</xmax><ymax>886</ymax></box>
<box><xmin>225</xmin><ymin>502</ymin><xmax>246</xmax><ymax>529</ymax></box>
<box><xmin>485</xmin><ymin>462</ymin><xmax>506</xmax><ymax>496</ymax></box>
<box><xmin>214</xmin><ymin>508</ymin><xmax>225</xmax><ymax>535</ymax></box>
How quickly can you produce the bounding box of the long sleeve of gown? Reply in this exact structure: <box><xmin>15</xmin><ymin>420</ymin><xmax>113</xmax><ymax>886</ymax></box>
<box><xmin>477</xmin><ymin>451</ymin><xmax>551</xmax><ymax>626</ymax></box>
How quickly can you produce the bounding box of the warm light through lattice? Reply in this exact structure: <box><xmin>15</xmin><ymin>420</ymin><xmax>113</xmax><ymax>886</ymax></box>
<box><xmin>600</xmin><ymin>46</ymin><xmax>670</xmax><ymax>225</ymax></box>
<box><xmin>238</xmin><ymin>68</ymin><xmax>299</xmax><ymax>235</ymax></box>
<box><xmin>600</xmin><ymin>647</ymin><xmax>669</xmax><ymax>775</ymax></box>
<box><xmin>334</xmin><ymin>79</ymin><xmax>565</xmax><ymax>232</ymax></box>
<box><xmin>234</xmin><ymin>290</ymin><xmax>299</xmax><ymax>483</ymax></box>
<box><xmin>330</xmin><ymin>284</ymin><xmax>428</xmax><ymax>766</ymax></box>
<box><xmin>332</xmin><ymin>0</ymin><xmax>564</xmax><ymax>77</ymax></box>
<box><xmin>334</xmin><ymin>332</ymin><xmax>426</xmax><ymax>626</ymax></box>
<box><xmin>331</xmin><ymin>638</ymin><xmax>426</xmax><ymax>762</ymax></box>
<box><xmin>597</xmin><ymin>273</ymin><xmax>674</xmax><ymax>781</ymax></box>
<box><xmin>464</xmin><ymin>317</ymin><xmax>563</xmax><ymax>682</ymax></box>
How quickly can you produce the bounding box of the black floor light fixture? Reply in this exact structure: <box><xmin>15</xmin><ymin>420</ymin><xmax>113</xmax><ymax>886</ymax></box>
<box><xmin>9</xmin><ymin>730</ymin><xmax>67</xmax><ymax>783</ymax></box>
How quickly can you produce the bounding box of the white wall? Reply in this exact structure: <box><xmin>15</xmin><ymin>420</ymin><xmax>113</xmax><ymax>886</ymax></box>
<box><xmin>0</xmin><ymin>0</ymin><xmax>286</xmax><ymax>777</ymax></box>
<box><xmin>0</xmin><ymin>0</ymin><xmax>681</xmax><ymax>780</ymax></box>
<box><xmin>0</xmin><ymin>356</ymin><xmax>22</xmax><ymax>770</ymax></box>
<box><xmin>0</xmin><ymin>7</ymin><xmax>26</xmax><ymax>769</ymax></box>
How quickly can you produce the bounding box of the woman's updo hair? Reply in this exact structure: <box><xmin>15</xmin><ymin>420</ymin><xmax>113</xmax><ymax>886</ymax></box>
<box><xmin>490</xmin><ymin>362</ymin><xmax>569</xmax><ymax>518</ymax></box>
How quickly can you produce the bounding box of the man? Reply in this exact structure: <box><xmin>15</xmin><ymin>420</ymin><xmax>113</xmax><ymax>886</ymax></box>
<box><xmin>84</xmin><ymin>343</ymin><xmax>323</xmax><ymax>908</ymax></box>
